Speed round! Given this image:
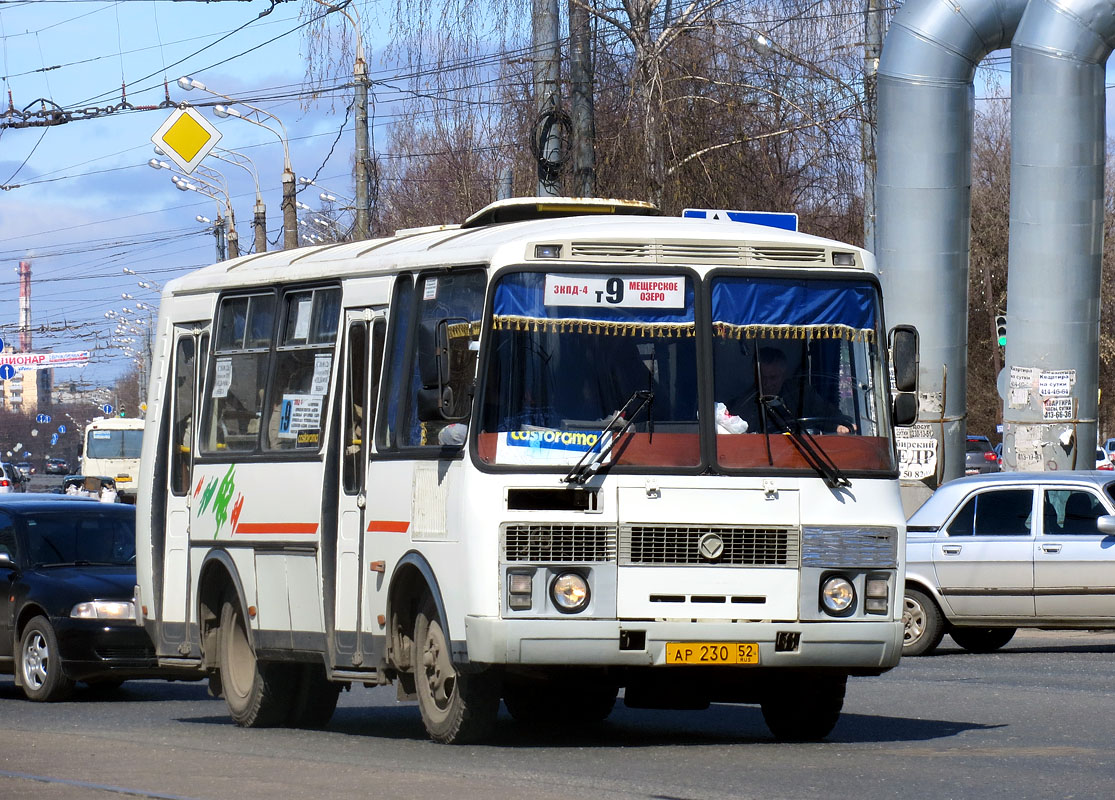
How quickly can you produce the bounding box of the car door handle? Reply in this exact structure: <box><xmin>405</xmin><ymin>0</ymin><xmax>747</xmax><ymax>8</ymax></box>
<box><xmin>1041</xmin><ymin>543</ymin><xmax>1062</xmax><ymax>553</ymax></box>
<box><xmin>941</xmin><ymin>545</ymin><xmax>962</xmax><ymax>555</ymax></box>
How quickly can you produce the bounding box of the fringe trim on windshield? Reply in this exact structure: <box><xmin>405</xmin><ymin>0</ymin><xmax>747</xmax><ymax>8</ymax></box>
<box><xmin>713</xmin><ymin>322</ymin><xmax>875</xmax><ymax>343</ymax></box>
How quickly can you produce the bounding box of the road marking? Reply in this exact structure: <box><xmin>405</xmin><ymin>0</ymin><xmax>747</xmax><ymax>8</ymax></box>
<box><xmin>0</xmin><ymin>769</ymin><xmax>202</xmax><ymax>800</ymax></box>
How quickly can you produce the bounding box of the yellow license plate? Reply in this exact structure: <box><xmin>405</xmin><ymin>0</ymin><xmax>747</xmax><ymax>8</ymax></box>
<box><xmin>666</xmin><ymin>642</ymin><xmax>760</xmax><ymax>665</ymax></box>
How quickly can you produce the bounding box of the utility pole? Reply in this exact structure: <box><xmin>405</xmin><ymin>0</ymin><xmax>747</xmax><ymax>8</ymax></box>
<box><xmin>282</xmin><ymin>169</ymin><xmax>297</xmax><ymax>249</ymax></box>
<box><xmin>533</xmin><ymin>0</ymin><xmax>562</xmax><ymax>196</ymax></box>
<box><xmin>214</xmin><ymin>215</ymin><xmax>228</xmax><ymax>261</ymax></box>
<box><xmin>354</xmin><ymin>54</ymin><xmax>372</xmax><ymax>239</ymax></box>
<box><xmin>863</xmin><ymin>0</ymin><xmax>883</xmax><ymax>253</ymax></box>
<box><xmin>569</xmin><ymin>0</ymin><xmax>595</xmax><ymax>197</ymax></box>
<box><xmin>254</xmin><ymin>200</ymin><xmax>267</xmax><ymax>253</ymax></box>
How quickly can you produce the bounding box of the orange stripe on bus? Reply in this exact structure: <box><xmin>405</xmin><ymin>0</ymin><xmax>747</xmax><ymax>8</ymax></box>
<box><xmin>367</xmin><ymin>520</ymin><xmax>410</xmax><ymax>533</ymax></box>
<box><xmin>234</xmin><ymin>522</ymin><xmax>319</xmax><ymax>535</ymax></box>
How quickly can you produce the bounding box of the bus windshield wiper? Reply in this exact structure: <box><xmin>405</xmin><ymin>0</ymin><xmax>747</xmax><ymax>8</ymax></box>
<box><xmin>760</xmin><ymin>396</ymin><xmax>852</xmax><ymax>490</ymax></box>
<box><xmin>563</xmin><ymin>389</ymin><xmax>654</xmax><ymax>485</ymax></box>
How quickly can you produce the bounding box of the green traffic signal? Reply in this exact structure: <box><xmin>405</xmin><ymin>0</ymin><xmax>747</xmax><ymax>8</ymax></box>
<box><xmin>995</xmin><ymin>314</ymin><xmax>1007</xmax><ymax>347</ymax></box>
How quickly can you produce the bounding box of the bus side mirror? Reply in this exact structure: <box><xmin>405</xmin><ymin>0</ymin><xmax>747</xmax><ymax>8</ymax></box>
<box><xmin>889</xmin><ymin>324</ymin><xmax>919</xmax><ymax>393</ymax></box>
<box><xmin>417</xmin><ymin>317</ymin><xmax>471</xmax><ymax>422</ymax></box>
<box><xmin>892</xmin><ymin>392</ymin><xmax>918</xmax><ymax>427</ymax></box>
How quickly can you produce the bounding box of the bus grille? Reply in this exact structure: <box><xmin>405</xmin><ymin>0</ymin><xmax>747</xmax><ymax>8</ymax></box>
<box><xmin>801</xmin><ymin>526</ymin><xmax>898</xmax><ymax>568</ymax></box>
<box><xmin>620</xmin><ymin>525</ymin><xmax>799</xmax><ymax>567</ymax></box>
<box><xmin>502</xmin><ymin>524</ymin><xmax>617</xmax><ymax>563</ymax></box>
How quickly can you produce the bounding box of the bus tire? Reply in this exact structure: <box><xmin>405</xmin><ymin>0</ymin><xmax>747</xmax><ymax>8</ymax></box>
<box><xmin>949</xmin><ymin>627</ymin><xmax>1016</xmax><ymax>653</ymax></box>
<box><xmin>288</xmin><ymin>663</ymin><xmax>341</xmax><ymax>729</ymax></box>
<box><xmin>413</xmin><ymin>597</ymin><xmax>498</xmax><ymax>744</ymax></box>
<box><xmin>902</xmin><ymin>587</ymin><xmax>945</xmax><ymax>657</ymax></box>
<box><xmin>218</xmin><ymin>598</ymin><xmax>293</xmax><ymax>727</ymax></box>
<box><xmin>760</xmin><ymin>673</ymin><xmax>846</xmax><ymax>742</ymax></box>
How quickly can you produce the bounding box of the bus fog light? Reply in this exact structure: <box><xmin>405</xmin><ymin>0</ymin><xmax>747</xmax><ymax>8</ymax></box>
<box><xmin>820</xmin><ymin>576</ymin><xmax>855</xmax><ymax>616</ymax></box>
<box><xmin>550</xmin><ymin>572</ymin><xmax>589</xmax><ymax>613</ymax></box>
<box><xmin>865</xmin><ymin>597</ymin><xmax>888</xmax><ymax>614</ymax></box>
<box><xmin>508</xmin><ymin>573</ymin><xmax>533</xmax><ymax>610</ymax></box>
<box><xmin>865</xmin><ymin>577</ymin><xmax>889</xmax><ymax>598</ymax></box>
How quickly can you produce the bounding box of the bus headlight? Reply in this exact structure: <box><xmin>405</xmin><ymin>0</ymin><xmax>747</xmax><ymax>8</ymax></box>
<box><xmin>550</xmin><ymin>572</ymin><xmax>590</xmax><ymax>613</ymax></box>
<box><xmin>820</xmin><ymin>575</ymin><xmax>856</xmax><ymax>616</ymax></box>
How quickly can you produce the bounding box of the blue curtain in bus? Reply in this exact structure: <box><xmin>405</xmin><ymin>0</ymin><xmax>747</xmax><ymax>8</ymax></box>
<box><xmin>712</xmin><ymin>277</ymin><xmax>877</xmax><ymax>342</ymax></box>
<box><xmin>492</xmin><ymin>272</ymin><xmax>694</xmax><ymax>337</ymax></box>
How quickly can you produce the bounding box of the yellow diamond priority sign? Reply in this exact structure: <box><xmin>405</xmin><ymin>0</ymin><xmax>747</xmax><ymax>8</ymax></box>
<box><xmin>151</xmin><ymin>105</ymin><xmax>222</xmax><ymax>174</ymax></box>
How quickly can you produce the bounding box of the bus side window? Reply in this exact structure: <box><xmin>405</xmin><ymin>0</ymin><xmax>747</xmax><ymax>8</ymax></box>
<box><xmin>171</xmin><ymin>336</ymin><xmax>196</xmax><ymax>495</ymax></box>
<box><xmin>262</xmin><ymin>286</ymin><xmax>341</xmax><ymax>453</ymax></box>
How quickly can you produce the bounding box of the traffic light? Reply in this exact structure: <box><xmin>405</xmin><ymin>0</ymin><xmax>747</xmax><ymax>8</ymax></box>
<box><xmin>995</xmin><ymin>314</ymin><xmax>1007</xmax><ymax>346</ymax></box>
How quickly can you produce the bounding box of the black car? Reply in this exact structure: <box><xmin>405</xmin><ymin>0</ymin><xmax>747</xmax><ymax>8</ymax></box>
<box><xmin>0</xmin><ymin>496</ymin><xmax>163</xmax><ymax>700</ymax></box>
<box><xmin>44</xmin><ymin>457</ymin><xmax>69</xmax><ymax>475</ymax></box>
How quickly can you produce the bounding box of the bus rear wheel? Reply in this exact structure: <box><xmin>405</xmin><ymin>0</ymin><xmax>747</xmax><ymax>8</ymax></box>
<box><xmin>759</xmin><ymin>673</ymin><xmax>846</xmax><ymax>742</ymax></box>
<box><xmin>413</xmin><ymin>597</ymin><xmax>498</xmax><ymax>744</ymax></box>
<box><xmin>219</xmin><ymin>598</ymin><xmax>293</xmax><ymax>727</ymax></box>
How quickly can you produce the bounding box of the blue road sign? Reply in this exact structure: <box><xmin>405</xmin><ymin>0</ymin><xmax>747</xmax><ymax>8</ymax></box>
<box><xmin>0</xmin><ymin>364</ymin><xmax>14</xmax><ymax>381</ymax></box>
<box><xmin>36</xmin><ymin>413</ymin><xmax>52</xmax><ymax>424</ymax></box>
<box><xmin>102</xmin><ymin>404</ymin><xmax>114</xmax><ymax>415</ymax></box>
<box><xmin>0</xmin><ymin>336</ymin><xmax>5</xmax><ymax>351</ymax></box>
<box><xmin>58</xmin><ymin>424</ymin><xmax>66</xmax><ymax>434</ymax></box>
<box><xmin>682</xmin><ymin>208</ymin><xmax>799</xmax><ymax>231</ymax></box>
<box><xmin>51</xmin><ymin>434</ymin><xmax>58</xmax><ymax>446</ymax></box>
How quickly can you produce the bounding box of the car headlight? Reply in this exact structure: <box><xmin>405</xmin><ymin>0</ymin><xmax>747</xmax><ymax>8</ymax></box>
<box><xmin>820</xmin><ymin>575</ymin><xmax>856</xmax><ymax>616</ymax></box>
<box><xmin>71</xmin><ymin>600</ymin><xmax>136</xmax><ymax>621</ymax></box>
<box><xmin>550</xmin><ymin>572</ymin><xmax>590</xmax><ymax>613</ymax></box>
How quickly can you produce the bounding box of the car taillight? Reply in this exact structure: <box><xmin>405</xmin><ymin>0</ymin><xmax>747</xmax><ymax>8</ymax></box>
<box><xmin>1100</xmin><ymin>464</ymin><xmax>1114</xmax><ymax>471</ymax></box>
<box><xmin>0</xmin><ymin>479</ymin><xmax>9</xmax><ymax>487</ymax></box>
<box><xmin>984</xmin><ymin>452</ymin><xmax>998</xmax><ymax>461</ymax></box>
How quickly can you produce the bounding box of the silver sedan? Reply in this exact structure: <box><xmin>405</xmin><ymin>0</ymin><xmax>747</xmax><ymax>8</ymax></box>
<box><xmin>903</xmin><ymin>471</ymin><xmax>1115</xmax><ymax>655</ymax></box>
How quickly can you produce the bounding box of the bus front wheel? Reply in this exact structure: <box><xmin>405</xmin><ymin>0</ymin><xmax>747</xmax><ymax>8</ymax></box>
<box><xmin>218</xmin><ymin>597</ymin><xmax>293</xmax><ymax>727</ymax></box>
<box><xmin>413</xmin><ymin>597</ymin><xmax>498</xmax><ymax>744</ymax></box>
<box><xmin>759</xmin><ymin>672</ymin><xmax>846</xmax><ymax>741</ymax></box>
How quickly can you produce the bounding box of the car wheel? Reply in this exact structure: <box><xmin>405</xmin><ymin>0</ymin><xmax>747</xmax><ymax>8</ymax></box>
<box><xmin>902</xmin><ymin>588</ymin><xmax>945</xmax><ymax>657</ymax></box>
<box><xmin>218</xmin><ymin>597</ymin><xmax>294</xmax><ymax>727</ymax></box>
<box><xmin>949</xmin><ymin>627</ymin><xmax>1016</xmax><ymax>653</ymax></box>
<box><xmin>20</xmin><ymin>616</ymin><xmax>75</xmax><ymax>702</ymax></box>
<box><xmin>413</xmin><ymin>596</ymin><xmax>499</xmax><ymax>744</ymax></box>
<box><xmin>760</xmin><ymin>672</ymin><xmax>846</xmax><ymax>741</ymax></box>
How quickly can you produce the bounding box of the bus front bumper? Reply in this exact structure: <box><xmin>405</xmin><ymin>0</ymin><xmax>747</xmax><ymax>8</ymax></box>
<box><xmin>464</xmin><ymin>617</ymin><xmax>903</xmax><ymax>671</ymax></box>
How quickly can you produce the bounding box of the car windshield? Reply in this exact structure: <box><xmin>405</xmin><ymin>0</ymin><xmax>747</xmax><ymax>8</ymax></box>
<box><xmin>24</xmin><ymin>510</ymin><xmax>136</xmax><ymax>566</ymax></box>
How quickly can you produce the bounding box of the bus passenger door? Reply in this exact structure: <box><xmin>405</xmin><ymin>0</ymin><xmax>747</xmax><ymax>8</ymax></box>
<box><xmin>162</xmin><ymin>325</ymin><xmax>208</xmax><ymax>655</ymax></box>
<box><xmin>333</xmin><ymin>310</ymin><xmax>385</xmax><ymax>667</ymax></box>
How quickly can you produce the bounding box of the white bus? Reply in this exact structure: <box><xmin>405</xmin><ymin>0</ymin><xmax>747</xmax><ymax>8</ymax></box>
<box><xmin>81</xmin><ymin>416</ymin><xmax>144</xmax><ymax>501</ymax></box>
<box><xmin>135</xmin><ymin>198</ymin><xmax>919</xmax><ymax>743</ymax></box>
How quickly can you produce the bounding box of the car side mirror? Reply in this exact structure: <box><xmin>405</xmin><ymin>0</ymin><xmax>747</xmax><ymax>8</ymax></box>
<box><xmin>1097</xmin><ymin>515</ymin><xmax>1115</xmax><ymax>535</ymax></box>
<box><xmin>892</xmin><ymin>392</ymin><xmax>918</xmax><ymax>427</ymax></box>
<box><xmin>0</xmin><ymin>552</ymin><xmax>16</xmax><ymax>571</ymax></box>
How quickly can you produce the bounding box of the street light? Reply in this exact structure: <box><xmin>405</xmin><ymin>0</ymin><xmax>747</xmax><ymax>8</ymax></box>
<box><xmin>309</xmin><ymin>0</ymin><xmax>371</xmax><ymax>239</ymax></box>
<box><xmin>151</xmin><ymin>157</ymin><xmax>239</xmax><ymax>259</ymax></box>
<box><xmin>178</xmin><ymin>75</ymin><xmax>297</xmax><ymax>249</ymax></box>
<box><xmin>173</xmin><ymin>175</ymin><xmax>236</xmax><ymax>261</ymax></box>
<box><xmin>211</xmin><ymin>146</ymin><xmax>267</xmax><ymax>254</ymax></box>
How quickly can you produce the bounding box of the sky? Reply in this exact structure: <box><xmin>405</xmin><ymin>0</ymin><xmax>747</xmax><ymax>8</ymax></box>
<box><xmin>0</xmin><ymin>0</ymin><xmax>384</xmax><ymax>406</ymax></box>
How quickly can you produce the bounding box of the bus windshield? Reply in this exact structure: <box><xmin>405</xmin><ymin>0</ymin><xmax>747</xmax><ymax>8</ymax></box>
<box><xmin>711</xmin><ymin>275</ymin><xmax>893</xmax><ymax>472</ymax></box>
<box><xmin>86</xmin><ymin>428</ymin><xmax>143</xmax><ymax>460</ymax></box>
<box><xmin>477</xmin><ymin>270</ymin><xmax>699</xmax><ymax>468</ymax></box>
<box><xmin>477</xmin><ymin>270</ymin><xmax>894</xmax><ymax>474</ymax></box>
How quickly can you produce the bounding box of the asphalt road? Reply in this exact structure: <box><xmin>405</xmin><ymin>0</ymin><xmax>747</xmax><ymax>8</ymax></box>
<box><xmin>2</xmin><ymin>629</ymin><xmax>1113</xmax><ymax>800</ymax></box>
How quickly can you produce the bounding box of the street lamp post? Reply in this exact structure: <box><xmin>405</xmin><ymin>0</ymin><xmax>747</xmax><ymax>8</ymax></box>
<box><xmin>311</xmin><ymin>0</ymin><xmax>371</xmax><ymax>239</ymax></box>
<box><xmin>177</xmin><ymin>76</ymin><xmax>297</xmax><ymax>249</ymax></box>
<box><xmin>211</xmin><ymin>147</ymin><xmax>267</xmax><ymax>254</ymax></box>
<box><xmin>150</xmin><ymin>157</ymin><xmax>238</xmax><ymax>259</ymax></box>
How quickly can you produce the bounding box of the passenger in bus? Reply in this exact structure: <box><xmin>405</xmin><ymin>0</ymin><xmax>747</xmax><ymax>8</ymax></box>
<box><xmin>728</xmin><ymin>346</ymin><xmax>854</xmax><ymax>434</ymax></box>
